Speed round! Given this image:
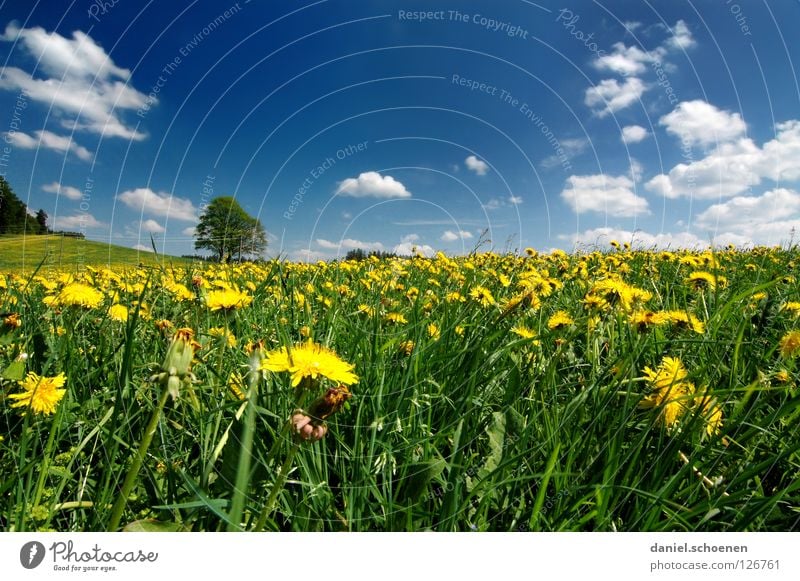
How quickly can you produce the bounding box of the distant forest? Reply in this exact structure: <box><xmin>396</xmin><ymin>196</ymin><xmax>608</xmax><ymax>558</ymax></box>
<box><xmin>0</xmin><ymin>175</ymin><xmax>83</xmax><ymax>238</ymax></box>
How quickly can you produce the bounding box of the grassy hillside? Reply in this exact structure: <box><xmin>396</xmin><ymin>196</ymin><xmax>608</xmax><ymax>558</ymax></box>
<box><xmin>0</xmin><ymin>234</ymin><xmax>189</xmax><ymax>272</ymax></box>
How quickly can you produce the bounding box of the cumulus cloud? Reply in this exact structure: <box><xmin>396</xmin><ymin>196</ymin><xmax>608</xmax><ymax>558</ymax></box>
<box><xmin>400</xmin><ymin>233</ymin><xmax>419</xmax><ymax>243</ymax></box>
<box><xmin>393</xmin><ymin>242</ymin><xmax>435</xmax><ymax>257</ymax></box>
<box><xmin>621</xmin><ymin>125</ymin><xmax>649</xmax><ymax>144</ymax></box>
<box><xmin>566</xmin><ymin>227</ymin><xmax>747</xmax><ymax>250</ymax></box>
<box><xmin>441</xmin><ymin>230</ymin><xmax>473</xmax><ymax>242</ymax></box>
<box><xmin>6</xmin><ymin>130</ymin><xmax>93</xmax><ymax>161</ymax></box>
<box><xmin>0</xmin><ymin>24</ymin><xmax>149</xmax><ymax>140</ymax></box>
<box><xmin>316</xmin><ymin>238</ymin><xmax>384</xmax><ymax>251</ymax></box>
<box><xmin>139</xmin><ymin>219</ymin><xmax>165</xmax><ymax>233</ymax></box>
<box><xmin>593</xmin><ymin>42</ymin><xmax>661</xmax><ymax>76</ymax></box>
<box><xmin>132</xmin><ymin>244</ymin><xmax>154</xmax><ymax>252</ymax></box>
<box><xmin>181</xmin><ymin>226</ymin><xmax>196</xmax><ymax>237</ymax></box>
<box><xmin>51</xmin><ymin>212</ymin><xmax>105</xmax><ymax>230</ymax></box>
<box><xmin>561</xmin><ymin>174</ymin><xmax>650</xmax><ymax>217</ymax></box>
<box><xmin>659</xmin><ymin>100</ymin><xmax>746</xmax><ymax>146</ymax></box>
<box><xmin>694</xmin><ymin>189</ymin><xmax>800</xmax><ymax>245</ymax></box>
<box><xmin>508</xmin><ymin>195</ymin><xmax>523</xmax><ymax>205</ymax></box>
<box><xmin>585</xmin><ymin>77</ymin><xmax>647</xmax><ymax>117</ymax></box>
<box><xmin>465</xmin><ymin>155</ymin><xmax>489</xmax><ymax>175</ymax></box>
<box><xmin>42</xmin><ymin>181</ymin><xmax>83</xmax><ymax>200</ymax></box>
<box><xmin>645</xmin><ymin>120</ymin><xmax>800</xmax><ymax>199</ymax></box>
<box><xmin>335</xmin><ymin>172</ymin><xmax>411</xmax><ymax>199</ymax></box>
<box><xmin>666</xmin><ymin>19</ymin><xmax>696</xmax><ymax>50</ymax></box>
<box><xmin>117</xmin><ymin>188</ymin><xmax>198</xmax><ymax>222</ymax></box>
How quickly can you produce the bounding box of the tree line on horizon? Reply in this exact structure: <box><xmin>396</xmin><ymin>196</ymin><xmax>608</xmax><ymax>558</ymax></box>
<box><xmin>0</xmin><ymin>175</ymin><xmax>58</xmax><ymax>236</ymax></box>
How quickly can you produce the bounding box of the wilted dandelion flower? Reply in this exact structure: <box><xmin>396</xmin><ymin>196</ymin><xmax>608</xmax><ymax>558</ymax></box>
<box><xmin>779</xmin><ymin>330</ymin><xmax>800</xmax><ymax>358</ymax></box>
<box><xmin>205</xmin><ymin>288</ymin><xmax>253</xmax><ymax>311</ymax></box>
<box><xmin>547</xmin><ymin>311</ymin><xmax>573</xmax><ymax>330</ymax></box>
<box><xmin>261</xmin><ymin>340</ymin><xmax>358</xmax><ymax>387</ymax></box>
<box><xmin>54</xmin><ymin>283</ymin><xmax>104</xmax><ymax>308</ymax></box>
<box><xmin>8</xmin><ymin>372</ymin><xmax>67</xmax><ymax>416</ymax></box>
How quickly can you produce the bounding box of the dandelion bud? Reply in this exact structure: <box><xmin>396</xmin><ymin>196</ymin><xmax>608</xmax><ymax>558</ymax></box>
<box><xmin>162</xmin><ymin>328</ymin><xmax>199</xmax><ymax>377</ymax></box>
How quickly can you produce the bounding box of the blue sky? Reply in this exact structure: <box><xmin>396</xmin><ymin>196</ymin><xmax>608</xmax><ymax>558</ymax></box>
<box><xmin>1</xmin><ymin>0</ymin><xmax>799</xmax><ymax>260</ymax></box>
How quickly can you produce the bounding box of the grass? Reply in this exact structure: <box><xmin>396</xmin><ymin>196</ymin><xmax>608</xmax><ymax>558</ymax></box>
<box><xmin>0</xmin><ymin>235</ymin><xmax>189</xmax><ymax>272</ymax></box>
<box><xmin>0</xmin><ymin>246</ymin><xmax>799</xmax><ymax>532</ymax></box>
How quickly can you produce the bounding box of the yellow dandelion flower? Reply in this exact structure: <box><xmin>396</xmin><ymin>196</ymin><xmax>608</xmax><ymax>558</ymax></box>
<box><xmin>686</xmin><ymin>271</ymin><xmax>724</xmax><ymax>291</ymax></box>
<box><xmin>445</xmin><ymin>291</ymin><xmax>466</xmax><ymax>303</ymax></box>
<box><xmin>261</xmin><ymin>340</ymin><xmax>358</xmax><ymax>387</ymax></box>
<box><xmin>665</xmin><ymin>310</ymin><xmax>705</xmax><ymax>334</ymax></box>
<box><xmin>640</xmin><ymin>357</ymin><xmax>693</xmax><ymax>431</ymax></box>
<box><xmin>628</xmin><ymin>310</ymin><xmax>668</xmax><ymax>332</ymax></box>
<box><xmin>385</xmin><ymin>312</ymin><xmax>407</xmax><ymax>324</ymax></box>
<box><xmin>782</xmin><ymin>302</ymin><xmax>800</xmax><ymax>317</ymax></box>
<box><xmin>779</xmin><ymin>330</ymin><xmax>800</xmax><ymax>358</ymax></box>
<box><xmin>208</xmin><ymin>326</ymin><xmax>237</xmax><ymax>347</ymax></box>
<box><xmin>469</xmin><ymin>286</ymin><xmax>495</xmax><ymax>307</ymax></box>
<box><xmin>205</xmin><ymin>288</ymin><xmax>253</xmax><ymax>311</ymax></box>
<box><xmin>8</xmin><ymin>372</ymin><xmax>67</xmax><ymax>416</ymax></box>
<box><xmin>398</xmin><ymin>339</ymin><xmax>415</xmax><ymax>356</ymax></box>
<box><xmin>54</xmin><ymin>283</ymin><xmax>104</xmax><ymax>308</ymax></box>
<box><xmin>108</xmin><ymin>304</ymin><xmax>128</xmax><ymax>323</ymax></box>
<box><xmin>357</xmin><ymin>304</ymin><xmax>375</xmax><ymax>316</ymax></box>
<box><xmin>547</xmin><ymin>310</ymin><xmax>573</xmax><ymax>330</ymax></box>
<box><xmin>427</xmin><ymin>323</ymin><xmax>440</xmax><ymax>340</ymax></box>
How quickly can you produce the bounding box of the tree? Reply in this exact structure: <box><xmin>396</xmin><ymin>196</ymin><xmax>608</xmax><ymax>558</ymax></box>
<box><xmin>194</xmin><ymin>196</ymin><xmax>267</xmax><ymax>262</ymax></box>
<box><xmin>35</xmin><ymin>209</ymin><xmax>49</xmax><ymax>234</ymax></box>
<box><xmin>0</xmin><ymin>176</ymin><xmax>34</xmax><ymax>235</ymax></box>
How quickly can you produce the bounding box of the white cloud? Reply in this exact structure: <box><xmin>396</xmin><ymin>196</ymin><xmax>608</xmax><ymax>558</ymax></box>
<box><xmin>567</xmin><ymin>227</ymin><xmax>747</xmax><ymax>250</ymax></box>
<box><xmin>291</xmin><ymin>249</ymin><xmax>331</xmax><ymax>262</ymax></box>
<box><xmin>509</xmin><ymin>195</ymin><xmax>523</xmax><ymax>205</ymax></box>
<box><xmin>561</xmin><ymin>174</ymin><xmax>650</xmax><ymax>217</ymax></box>
<box><xmin>623</xmin><ymin>21</ymin><xmax>642</xmax><ymax>32</ymax></box>
<box><xmin>139</xmin><ymin>219</ymin><xmax>165</xmax><ymax>233</ymax></box>
<box><xmin>666</xmin><ymin>19</ymin><xmax>696</xmax><ymax>50</ymax></box>
<box><xmin>696</xmin><ymin>188</ymin><xmax>800</xmax><ymax>231</ymax></box>
<box><xmin>51</xmin><ymin>212</ymin><xmax>105</xmax><ymax>230</ymax></box>
<box><xmin>335</xmin><ymin>171</ymin><xmax>411</xmax><ymax>199</ymax></box>
<box><xmin>392</xmin><ymin>242</ymin><xmax>435</xmax><ymax>257</ymax></box>
<box><xmin>181</xmin><ymin>226</ymin><xmax>196</xmax><ymax>237</ymax></box>
<box><xmin>400</xmin><ymin>233</ymin><xmax>419</xmax><ymax>243</ymax></box>
<box><xmin>441</xmin><ymin>230</ymin><xmax>473</xmax><ymax>242</ymax></box>
<box><xmin>465</xmin><ymin>155</ymin><xmax>489</xmax><ymax>175</ymax></box>
<box><xmin>132</xmin><ymin>243</ymin><xmax>154</xmax><ymax>252</ymax></box>
<box><xmin>593</xmin><ymin>42</ymin><xmax>661</xmax><ymax>76</ymax></box>
<box><xmin>621</xmin><ymin>125</ymin><xmax>649</xmax><ymax>144</ymax></box>
<box><xmin>316</xmin><ymin>238</ymin><xmax>384</xmax><ymax>251</ymax></box>
<box><xmin>0</xmin><ymin>24</ymin><xmax>149</xmax><ymax>140</ymax></box>
<box><xmin>541</xmin><ymin>137</ymin><xmax>588</xmax><ymax>168</ymax></box>
<box><xmin>117</xmin><ymin>188</ymin><xmax>198</xmax><ymax>222</ymax></box>
<box><xmin>42</xmin><ymin>181</ymin><xmax>82</xmax><ymax>200</ymax></box>
<box><xmin>645</xmin><ymin>120</ymin><xmax>800</xmax><ymax>199</ymax></box>
<box><xmin>629</xmin><ymin>159</ymin><xmax>644</xmax><ymax>182</ymax></box>
<box><xmin>585</xmin><ymin>77</ymin><xmax>647</xmax><ymax>117</ymax></box>
<box><xmin>659</xmin><ymin>100</ymin><xmax>746</xmax><ymax>146</ymax></box>
<box><xmin>6</xmin><ymin>130</ymin><xmax>92</xmax><ymax>160</ymax></box>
